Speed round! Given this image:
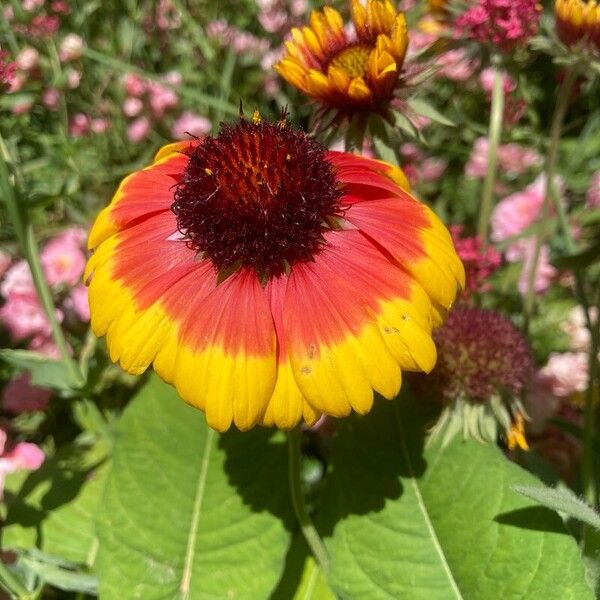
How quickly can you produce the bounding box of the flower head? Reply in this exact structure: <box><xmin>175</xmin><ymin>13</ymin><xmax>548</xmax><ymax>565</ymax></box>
<box><xmin>275</xmin><ymin>0</ymin><xmax>409</xmax><ymax>119</ymax></box>
<box><xmin>85</xmin><ymin>113</ymin><xmax>464</xmax><ymax>431</ymax></box>
<box><xmin>412</xmin><ymin>306</ymin><xmax>533</xmax><ymax>448</ymax></box>
<box><xmin>456</xmin><ymin>0</ymin><xmax>542</xmax><ymax>53</ymax></box>
<box><xmin>555</xmin><ymin>0</ymin><xmax>600</xmax><ymax>51</ymax></box>
<box><xmin>0</xmin><ymin>50</ymin><xmax>16</xmax><ymax>91</ymax></box>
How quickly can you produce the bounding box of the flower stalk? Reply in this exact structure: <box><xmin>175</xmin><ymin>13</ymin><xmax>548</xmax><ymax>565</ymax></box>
<box><xmin>477</xmin><ymin>57</ymin><xmax>505</xmax><ymax>246</ymax></box>
<box><xmin>0</xmin><ymin>135</ymin><xmax>84</xmax><ymax>388</ymax></box>
<box><xmin>522</xmin><ymin>64</ymin><xmax>579</xmax><ymax>332</ymax></box>
<box><xmin>287</xmin><ymin>428</ymin><xmax>331</xmax><ymax>575</ymax></box>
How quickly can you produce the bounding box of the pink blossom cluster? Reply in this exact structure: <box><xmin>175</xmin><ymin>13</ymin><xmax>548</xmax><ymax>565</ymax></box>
<box><xmin>206</xmin><ymin>20</ymin><xmax>270</xmax><ymax>56</ymax></box>
<box><xmin>154</xmin><ymin>0</ymin><xmax>181</xmax><ymax>31</ymax></box>
<box><xmin>0</xmin><ymin>428</ymin><xmax>45</xmax><ymax>499</ymax></box>
<box><xmin>6</xmin><ymin>0</ymin><xmax>69</xmax><ymax>39</ymax></box>
<box><xmin>436</xmin><ymin>48</ymin><xmax>479</xmax><ymax>82</ymax></box>
<box><xmin>466</xmin><ymin>137</ymin><xmax>542</xmax><ymax>179</ymax></box>
<box><xmin>399</xmin><ymin>143</ymin><xmax>447</xmax><ymax>186</ymax></box>
<box><xmin>491</xmin><ymin>175</ymin><xmax>564</xmax><ymax>296</ymax></box>
<box><xmin>538</xmin><ymin>353</ymin><xmax>589</xmax><ymax>398</ymax></box>
<box><xmin>256</xmin><ymin>0</ymin><xmax>308</xmax><ymax>34</ymax></box>
<box><xmin>8</xmin><ymin>32</ymin><xmax>85</xmax><ymax>118</ymax></box>
<box><xmin>455</xmin><ymin>0</ymin><xmax>541</xmax><ymax>53</ymax></box>
<box><xmin>587</xmin><ymin>171</ymin><xmax>600</xmax><ymax>208</ymax></box>
<box><xmin>0</xmin><ymin>50</ymin><xmax>16</xmax><ymax>91</ymax></box>
<box><xmin>0</xmin><ymin>228</ymin><xmax>90</xmax><ymax>358</ymax></box>
<box><xmin>121</xmin><ymin>72</ymin><xmax>210</xmax><ymax>142</ymax></box>
<box><xmin>450</xmin><ymin>226</ymin><xmax>502</xmax><ymax>296</ymax></box>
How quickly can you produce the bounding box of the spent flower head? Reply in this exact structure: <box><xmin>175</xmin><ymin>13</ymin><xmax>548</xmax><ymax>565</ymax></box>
<box><xmin>412</xmin><ymin>306</ymin><xmax>533</xmax><ymax>449</ymax></box>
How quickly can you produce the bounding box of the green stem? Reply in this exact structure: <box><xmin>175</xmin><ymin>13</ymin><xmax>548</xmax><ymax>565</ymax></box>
<box><xmin>0</xmin><ymin>559</ymin><xmax>31</xmax><ymax>599</ymax></box>
<box><xmin>522</xmin><ymin>65</ymin><xmax>579</xmax><ymax>332</ymax></box>
<box><xmin>583</xmin><ymin>285</ymin><xmax>600</xmax><ymax>506</ymax></box>
<box><xmin>287</xmin><ymin>428</ymin><xmax>331</xmax><ymax>575</ymax></box>
<box><xmin>0</xmin><ymin>137</ymin><xmax>83</xmax><ymax>387</ymax></box>
<box><xmin>477</xmin><ymin>57</ymin><xmax>505</xmax><ymax>246</ymax></box>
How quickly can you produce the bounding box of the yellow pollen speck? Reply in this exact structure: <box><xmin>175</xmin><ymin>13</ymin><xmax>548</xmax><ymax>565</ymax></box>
<box><xmin>205</xmin><ymin>168</ymin><xmax>213</xmax><ymax>176</ymax></box>
<box><xmin>286</xmin><ymin>154</ymin><xmax>291</xmax><ymax>161</ymax></box>
<box><xmin>252</xmin><ymin>110</ymin><xmax>262</xmax><ymax>125</ymax></box>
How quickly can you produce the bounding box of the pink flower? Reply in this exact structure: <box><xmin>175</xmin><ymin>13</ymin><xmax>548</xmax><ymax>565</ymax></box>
<box><xmin>450</xmin><ymin>225</ymin><xmax>502</xmax><ymax>295</ymax></box>
<box><xmin>90</xmin><ymin>118</ymin><xmax>110</xmax><ymax>134</ymax></box>
<box><xmin>479</xmin><ymin>67</ymin><xmax>517</xmax><ymax>95</ymax></box>
<box><xmin>12</xmin><ymin>99</ymin><xmax>33</xmax><ymax>115</ymax></box>
<box><xmin>22</xmin><ymin>15</ymin><xmax>60</xmax><ymax>38</ymax></box>
<box><xmin>538</xmin><ymin>352</ymin><xmax>589</xmax><ymax>397</ymax></box>
<box><xmin>491</xmin><ymin>175</ymin><xmax>560</xmax><ymax>243</ymax></box>
<box><xmin>156</xmin><ymin>0</ymin><xmax>181</xmax><ymax>30</ymax></box>
<box><xmin>148</xmin><ymin>82</ymin><xmax>178</xmax><ymax>118</ymax></box>
<box><xmin>456</xmin><ymin>0</ymin><xmax>541</xmax><ymax>52</ymax></box>
<box><xmin>0</xmin><ymin>294</ymin><xmax>59</xmax><ymax>341</ymax></box>
<box><xmin>437</xmin><ymin>48</ymin><xmax>478</xmax><ymax>82</ymax></box>
<box><xmin>1</xmin><ymin>260</ymin><xmax>35</xmax><ymax>298</ymax></box>
<box><xmin>22</xmin><ymin>0</ymin><xmax>44</xmax><ymax>11</ymax></box>
<box><xmin>3</xmin><ymin>372</ymin><xmax>51</xmax><ymax>414</ymax></box>
<box><xmin>122</xmin><ymin>73</ymin><xmax>147</xmax><ymax>97</ymax></box>
<box><xmin>69</xmin><ymin>112</ymin><xmax>89</xmax><ymax>137</ymax></box>
<box><xmin>561</xmin><ymin>306</ymin><xmax>598</xmax><ymax>352</ymax></box>
<box><xmin>517</xmin><ymin>242</ymin><xmax>556</xmax><ymax>296</ymax></box>
<box><xmin>420</xmin><ymin>157</ymin><xmax>447</xmax><ymax>180</ymax></box>
<box><xmin>587</xmin><ymin>171</ymin><xmax>600</xmax><ymax>208</ymax></box>
<box><xmin>29</xmin><ymin>335</ymin><xmax>62</xmax><ymax>359</ymax></box>
<box><xmin>16</xmin><ymin>46</ymin><xmax>39</xmax><ymax>71</ymax></box>
<box><xmin>0</xmin><ymin>51</ymin><xmax>16</xmax><ymax>91</ymax></box>
<box><xmin>64</xmin><ymin>284</ymin><xmax>89</xmax><ymax>322</ymax></box>
<box><xmin>0</xmin><ymin>435</ymin><xmax>45</xmax><ymax>498</ymax></box>
<box><xmin>466</xmin><ymin>137</ymin><xmax>542</xmax><ymax>179</ymax></box>
<box><xmin>127</xmin><ymin>117</ymin><xmax>151</xmax><ymax>143</ymax></box>
<box><xmin>40</xmin><ymin>230</ymin><xmax>86</xmax><ymax>287</ymax></box>
<box><xmin>66</xmin><ymin>69</ymin><xmax>82</xmax><ymax>89</ymax></box>
<box><xmin>123</xmin><ymin>96</ymin><xmax>143</xmax><ymax>117</ymax></box>
<box><xmin>171</xmin><ymin>111</ymin><xmax>211</xmax><ymax>139</ymax></box>
<box><xmin>58</xmin><ymin>226</ymin><xmax>87</xmax><ymax>247</ymax></box>
<box><xmin>42</xmin><ymin>87</ymin><xmax>60</xmax><ymax>110</ymax></box>
<box><xmin>58</xmin><ymin>33</ymin><xmax>84</xmax><ymax>62</ymax></box>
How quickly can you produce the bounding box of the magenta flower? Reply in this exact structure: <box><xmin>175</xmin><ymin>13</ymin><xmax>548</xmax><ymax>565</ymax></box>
<box><xmin>0</xmin><ymin>431</ymin><xmax>45</xmax><ymax>498</ymax></box>
<box><xmin>456</xmin><ymin>0</ymin><xmax>541</xmax><ymax>53</ymax></box>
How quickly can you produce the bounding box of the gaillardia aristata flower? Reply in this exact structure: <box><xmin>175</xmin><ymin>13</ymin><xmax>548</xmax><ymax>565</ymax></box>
<box><xmin>275</xmin><ymin>0</ymin><xmax>408</xmax><ymax>119</ymax></box>
<box><xmin>85</xmin><ymin>114</ymin><xmax>464</xmax><ymax>432</ymax></box>
<box><xmin>555</xmin><ymin>0</ymin><xmax>600</xmax><ymax>51</ymax></box>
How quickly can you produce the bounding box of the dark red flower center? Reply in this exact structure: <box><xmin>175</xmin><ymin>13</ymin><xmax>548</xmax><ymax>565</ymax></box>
<box><xmin>172</xmin><ymin>114</ymin><xmax>344</xmax><ymax>278</ymax></box>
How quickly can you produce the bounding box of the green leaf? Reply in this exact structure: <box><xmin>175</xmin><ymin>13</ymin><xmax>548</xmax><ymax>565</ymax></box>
<box><xmin>96</xmin><ymin>375</ymin><xmax>293</xmax><ymax>599</ymax></box>
<box><xmin>513</xmin><ymin>484</ymin><xmax>600</xmax><ymax>531</ymax></box>
<box><xmin>2</xmin><ymin>442</ymin><xmax>109</xmax><ymax>567</ymax></box>
<box><xmin>407</xmin><ymin>98</ymin><xmax>456</xmax><ymax>128</ymax></box>
<box><xmin>317</xmin><ymin>397</ymin><xmax>592</xmax><ymax>599</ymax></box>
<box><xmin>271</xmin><ymin>534</ymin><xmax>335</xmax><ymax>600</ymax></box>
<box><xmin>0</xmin><ymin>349</ymin><xmax>81</xmax><ymax>391</ymax></box>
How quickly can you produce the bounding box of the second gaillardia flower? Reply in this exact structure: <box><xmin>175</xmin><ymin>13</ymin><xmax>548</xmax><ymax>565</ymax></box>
<box><xmin>275</xmin><ymin>0</ymin><xmax>410</xmax><ymax>127</ymax></box>
<box><xmin>85</xmin><ymin>113</ymin><xmax>464</xmax><ymax>431</ymax></box>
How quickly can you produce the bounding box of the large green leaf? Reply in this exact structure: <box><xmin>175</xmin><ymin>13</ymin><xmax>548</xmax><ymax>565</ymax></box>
<box><xmin>317</xmin><ymin>397</ymin><xmax>592</xmax><ymax>600</ymax></box>
<box><xmin>96</xmin><ymin>375</ymin><xmax>293</xmax><ymax>600</ymax></box>
<box><xmin>2</xmin><ymin>442</ymin><xmax>108</xmax><ymax>567</ymax></box>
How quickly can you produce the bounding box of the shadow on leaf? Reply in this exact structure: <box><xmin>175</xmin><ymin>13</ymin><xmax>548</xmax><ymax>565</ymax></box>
<box><xmin>494</xmin><ymin>506</ymin><xmax>568</xmax><ymax>535</ymax></box>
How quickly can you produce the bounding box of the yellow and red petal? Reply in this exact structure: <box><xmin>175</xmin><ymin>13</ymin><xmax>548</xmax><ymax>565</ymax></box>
<box><xmin>345</xmin><ymin>194</ymin><xmax>464</xmax><ymax>320</ymax></box>
<box><xmin>88</xmin><ymin>142</ymin><xmax>196</xmax><ymax>250</ymax></box>
<box><xmin>282</xmin><ymin>236</ymin><xmax>403</xmax><ymax>417</ymax></box>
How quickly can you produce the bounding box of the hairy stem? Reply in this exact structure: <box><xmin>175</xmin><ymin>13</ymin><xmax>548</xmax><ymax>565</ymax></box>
<box><xmin>477</xmin><ymin>58</ymin><xmax>505</xmax><ymax>246</ymax></box>
<box><xmin>0</xmin><ymin>135</ymin><xmax>83</xmax><ymax>387</ymax></box>
<box><xmin>287</xmin><ymin>428</ymin><xmax>331</xmax><ymax>575</ymax></box>
<box><xmin>522</xmin><ymin>65</ymin><xmax>578</xmax><ymax>332</ymax></box>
